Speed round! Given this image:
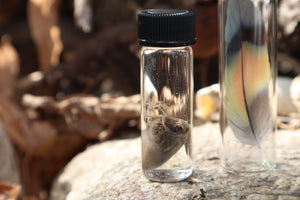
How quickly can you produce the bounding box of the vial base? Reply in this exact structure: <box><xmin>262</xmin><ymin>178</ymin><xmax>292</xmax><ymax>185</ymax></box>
<box><xmin>222</xmin><ymin>161</ymin><xmax>276</xmax><ymax>173</ymax></box>
<box><xmin>143</xmin><ymin>168</ymin><xmax>192</xmax><ymax>182</ymax></box>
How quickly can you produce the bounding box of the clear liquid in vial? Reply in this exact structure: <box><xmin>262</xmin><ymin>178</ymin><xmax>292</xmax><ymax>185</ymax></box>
<box><xmin>141</xmin><ymin>46</ymin><xmax>193</xmax><ymax>182</ymax></box>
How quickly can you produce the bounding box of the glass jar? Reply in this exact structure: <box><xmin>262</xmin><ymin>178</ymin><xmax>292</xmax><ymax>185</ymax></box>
<box><xmin>138</xmin><ymin>9</ymin><xmax>196</xmax><ymax>182</ymax></box>
<box><xmin>218</xmin><ymin>0</ymin><xmax>277</xmax><ymax>172</ymax></box>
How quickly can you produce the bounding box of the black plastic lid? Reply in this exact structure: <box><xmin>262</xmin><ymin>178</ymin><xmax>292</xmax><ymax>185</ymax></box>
<box><xmin>138</xmin><ymin>9</ymin><xmax>196</xmax><ymax>47</ymax></box>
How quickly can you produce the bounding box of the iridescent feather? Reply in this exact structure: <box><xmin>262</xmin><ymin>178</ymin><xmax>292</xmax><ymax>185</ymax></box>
<box><xmin>224</xmin><ymin>0</ymin><xmax>272</xmax><ymax>146</ymax></box>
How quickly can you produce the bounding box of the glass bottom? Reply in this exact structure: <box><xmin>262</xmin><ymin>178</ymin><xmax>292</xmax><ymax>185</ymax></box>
<box><xmin>143</xmin><ymin>168</ymin><xmax>192</xmax><ymax>182</ymax></box>
<box><xmin>222</xmin><ymin>160</ymin><xmax>276</xmax><ymax>173</ymax></box>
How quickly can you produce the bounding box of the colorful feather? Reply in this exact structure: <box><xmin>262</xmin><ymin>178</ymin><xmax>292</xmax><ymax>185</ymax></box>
<box><xmin>224</xmin><ymin>0</ymin><xmax>273</xmax><ymax>146</ymax></box>
<box><xmin>225</xmin><ymin>42</ymin><xmax>272</xmax><ymax>146</ymax></box>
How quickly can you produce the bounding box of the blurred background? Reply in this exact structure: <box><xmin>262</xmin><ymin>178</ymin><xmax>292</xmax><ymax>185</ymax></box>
<box><xmin>0</xmin><ymin>0</ymin><xmax>299</xmax><ymax>199</ymax></box>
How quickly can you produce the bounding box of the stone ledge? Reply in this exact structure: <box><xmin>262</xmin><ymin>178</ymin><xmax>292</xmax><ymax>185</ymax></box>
<box><xmin>50</xmin><ymin>123</ymin><xmax>300</xmax><ymax>200</ymax></box>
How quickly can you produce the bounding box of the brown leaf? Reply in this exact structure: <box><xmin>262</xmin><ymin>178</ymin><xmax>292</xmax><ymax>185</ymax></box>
<box><xmin>21</xmin><ymin>133</ymin><xmax>88</xmax><ymax>196</ymax></box>
<box><xmin>0</xmin><ymin>182</ymin><xmax>21</xmax><ymax>200</ymax></box>
<box><xmin>0</xmin><ymin>96</ymin><xmax>30</xmax><ymax>151</ymax></box>
<box><xmin>27</xmin><ymin>0</ymin><xmax>63</xmax><ymax>71</ymax></box>
<box><xmin>0</xmin><ymin>36</ymin><xmax>20</xmax><ymax>99</ymax></box>
<box><xmin>97</xmin><ymin>94</ymin><xmax>140</xmax><ymax>121</ymax></box>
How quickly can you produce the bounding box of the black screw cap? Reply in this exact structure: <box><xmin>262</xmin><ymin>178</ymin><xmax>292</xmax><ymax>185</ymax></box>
<box><xmin>138</xmin><ymin>9</ymin><xmax>196</xmax><ymax>47</ymax></box>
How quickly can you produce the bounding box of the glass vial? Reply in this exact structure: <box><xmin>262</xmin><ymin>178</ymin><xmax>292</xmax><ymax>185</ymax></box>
<box><xmin>138</xmin><ymin>9</ymin><xmax>196</xmax><ymax>182</ymax></box>
<box><xmin>219</xmin><ymin>0</ymin><xmax>277</xmax><ymax>172</ymax></box>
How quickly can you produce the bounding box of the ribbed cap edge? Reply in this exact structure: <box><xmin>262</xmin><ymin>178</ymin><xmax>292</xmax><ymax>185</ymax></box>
<box><xmin>138</xmin><ymin>9</ymin><xmax>196</xmax><ymax>47</ymax></box>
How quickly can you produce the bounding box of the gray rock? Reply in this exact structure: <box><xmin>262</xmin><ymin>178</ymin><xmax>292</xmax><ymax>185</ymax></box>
<box><xmin>50</xmin><ymin>123</ymin><xmax>300</xmax><ymax>200</ymax></box>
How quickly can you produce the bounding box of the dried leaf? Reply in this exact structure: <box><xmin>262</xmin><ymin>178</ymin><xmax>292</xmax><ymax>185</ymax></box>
<box><xmin>0</xmin><ymin>96</ymin><xmax>30</xmax><ymax>151</ymax></box>
<box><xmin>0</xmin><ymin>182</ymin><xmax>21</xmax><ymax>200</ymax></box>
<box><xmin>21</xmin><ymin>133</ymin><xmax>88</xmax><ymax>196</ymax></box>
<box><xmin>27</xmin><ymin>0</ymin><xmax>63</xmax><ymax>71</ymax></box>
<box><xmin>0</xmin><ymin>36</ymin><xmax>20</xmax><ymax>99</ymax></box>
<box><xmin>97</xmin><ymin>94</ymin><xmax>140</xmax><ymax>121</ymax></box>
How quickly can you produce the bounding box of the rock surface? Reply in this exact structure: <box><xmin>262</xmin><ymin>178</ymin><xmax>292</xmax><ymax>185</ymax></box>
<box><xmin>50</xmin><ymin>123</ymin><xmax>300</xmax><ymax>200</ymax></box>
